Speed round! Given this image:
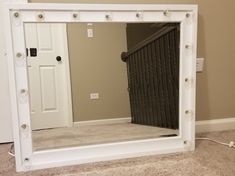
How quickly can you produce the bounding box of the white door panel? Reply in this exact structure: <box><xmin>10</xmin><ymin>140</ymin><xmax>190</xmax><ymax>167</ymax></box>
<box><xmin>40</xmin><ymin>66</ymin><xmax>58</xmax><ymax>112</ymax></box>
<box><xmin>25</xmin><ymin>23</ymin><xmax>72</xmax><ymax>130</ymax></box>
<box><xmin>28</xmin><ymin>66</ymin><xmax>38</xmax><ymax>114</ymax></box>
<box><xmin>37</xmin><ymin>24</ymin><xmax>53</xmax><ymax>51</ymax></box>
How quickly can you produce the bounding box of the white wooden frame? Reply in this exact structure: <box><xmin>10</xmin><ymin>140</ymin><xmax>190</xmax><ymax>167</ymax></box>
<box><xmin>3</xmin><ymin>3</ymin><xmax>198</xmax><ymax>172</ymax></box>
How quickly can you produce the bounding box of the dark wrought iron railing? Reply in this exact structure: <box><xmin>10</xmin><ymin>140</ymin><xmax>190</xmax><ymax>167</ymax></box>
<box><xmin>121</xmin><ymin>24</ymin><xmax>180</xmax><ymax>129</ymax></box>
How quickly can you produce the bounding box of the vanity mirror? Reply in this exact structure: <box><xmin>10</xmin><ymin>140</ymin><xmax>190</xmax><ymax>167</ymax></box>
<box><xmin>27</xmin><ymin>22</ymin><xmax>181</xmax><ymax>151</ymax></box>
<box><xmin>4</xmin><ymin>3</ymin><xmax>197</xmax><ymax>171</ymax></box>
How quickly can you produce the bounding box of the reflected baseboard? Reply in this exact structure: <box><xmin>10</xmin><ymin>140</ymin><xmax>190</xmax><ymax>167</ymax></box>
<box><xmin>73</xmin><ymin>117</ymin><xmax>132</xmax><ymax>127</ymax></box>
<box><xmin>74</xmin><ymin>117</ymin><xmax>235</xmax><ymax>133</ymax></box>
<box><xmin>196</xmin><ymin>117</ymin><xmax>235</xmax><ymax>133</ymax></box>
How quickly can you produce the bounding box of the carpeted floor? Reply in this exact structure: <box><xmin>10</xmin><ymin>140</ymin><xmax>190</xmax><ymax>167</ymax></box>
<box><xmin>0</xmin><ymin>130</ymin><xmax>234</xmax><ymax>176</ymax></box>
<box><xmin>32</xmin><ymin>123</ymin><xmax>178</xmax><ymax>151</ymax></box>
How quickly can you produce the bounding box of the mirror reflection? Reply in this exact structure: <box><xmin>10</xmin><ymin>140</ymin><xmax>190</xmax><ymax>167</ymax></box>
<box><xmin>24</xmin><ymin>22</ymin><xmax>180</xmax><ymax>151</ymax></box>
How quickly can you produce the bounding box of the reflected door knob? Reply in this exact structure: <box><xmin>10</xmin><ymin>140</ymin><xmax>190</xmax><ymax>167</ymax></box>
<box><xmin>56</xmin><ymin>56</ymin><xmax>62</xmax><ymax>62</ymax></box>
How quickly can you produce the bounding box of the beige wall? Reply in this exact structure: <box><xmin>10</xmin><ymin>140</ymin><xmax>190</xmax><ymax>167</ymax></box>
<box><xmin>31</xmin><ymin>0</ymin><xmax>235</xmax><ymax>121</ymax></box>
<box><xmin>67</xmin><ymin>23</ymin><xmax>130</xmax><ymax>122</ymax></box>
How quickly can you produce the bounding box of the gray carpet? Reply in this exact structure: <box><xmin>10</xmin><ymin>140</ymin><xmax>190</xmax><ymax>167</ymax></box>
<box><xmin>32</xmin><ymin>123</ymin><xmax>178</xmax><ymax>151</ymax></box>
<box><xmin>0</xmin><ymin>130</ymin><xmax>235</xmax><ymax>176</ymax></box>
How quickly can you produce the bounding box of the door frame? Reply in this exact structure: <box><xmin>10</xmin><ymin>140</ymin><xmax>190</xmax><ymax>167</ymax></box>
<box><xmin>0</xmin><ymin>2</ymin><xmax>13</xmax><ymax>143</ymax></box>
<box><xmin>62</xmin><ymin>24</ymin><xmax>73</xmax><ymax>128</ymax></box>
<box><xmin>4</xmin><ymin>3</ymin><xmax>197</xmax><ymax>172</ymax></box>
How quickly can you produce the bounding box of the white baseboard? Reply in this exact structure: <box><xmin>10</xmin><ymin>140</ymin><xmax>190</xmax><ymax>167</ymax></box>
<box><xmin>74</xmin><ymin>117</ymin><xmax>235</xmax><ymax>133</ymax></box>
<box><xmin>196</xmin><ymin>117</ymin><xmax>235</xmax><ymax>133</ymax></box>
<box><xmin>74</xmin><ymin>117</ymin><xmax>131</xmax><ymax>127</ymax></box>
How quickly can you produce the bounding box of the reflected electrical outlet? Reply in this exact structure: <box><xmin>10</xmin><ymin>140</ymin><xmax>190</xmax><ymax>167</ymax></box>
<box><xmin>90</xmin><ymin>93</ymin><xmax>99</xmax><ymax>100</ymax></box>
<box><xmin>196</xmin><ymin>58</ymin><xmax>204</xmax><ymax>72</ymax></box>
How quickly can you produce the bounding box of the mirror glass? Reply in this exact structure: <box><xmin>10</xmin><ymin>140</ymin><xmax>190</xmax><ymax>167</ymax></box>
<box><xmin>24</xmin><ymin>22</ymin><xmax>180</xmax><ymax>151</ymax></box>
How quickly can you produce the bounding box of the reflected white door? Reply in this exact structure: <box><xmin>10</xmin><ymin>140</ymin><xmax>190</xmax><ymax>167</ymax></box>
<box><xmin>25</xmin><ymin>23</ymin><xmax>72</xmax><ymax>130</ymax></box>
